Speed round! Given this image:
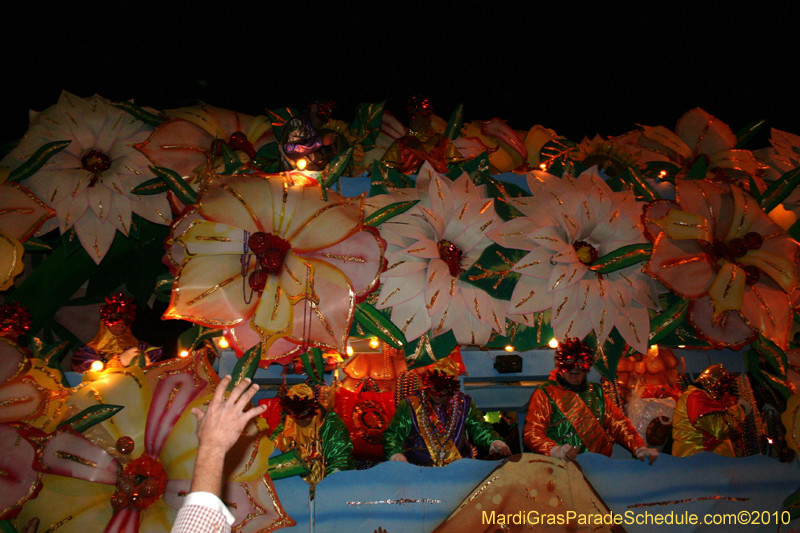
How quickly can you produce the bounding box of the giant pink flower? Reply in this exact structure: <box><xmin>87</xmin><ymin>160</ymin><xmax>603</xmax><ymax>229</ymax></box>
<box><xmin>645</xmin><ymin>180</ymin><xmax>800</xmax><ymax>349</ymax></box>
<box><xmin>6</xmin><ymin>354</ymin><xmax>293</xmax><ymax>532</ymax></box>
<box><xmin>164</xmin><ymin>171</ymin><xmax>385</xmax><ymax>363</ymax></box>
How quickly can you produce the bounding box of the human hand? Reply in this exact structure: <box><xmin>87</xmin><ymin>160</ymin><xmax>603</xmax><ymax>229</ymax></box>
<box><xmin>550</xmin><ymin>444</ymin><xmax>577</xmax><ymax>462</ymax></box>
<box><xmin>192</xmin><ymin>376</ymin><xmax>266</xmax><ymax>455</ymax></box>
<box><xmin>119</xmin><ymin>347</ymin><xmax>141</xmax><ymax>366</ymax></box>
<box><xmin>490</xmin><ymin>440</ymin><xmax>512</xmax><ymax>456</ymax></box>
<box><xmin>389</xmin><ymin>453</ymin><xmax>408</xmax><ymax>462</ymax></box>
<box><xmin>22</xmin><ymin>517</ymin><xmax>39</xmax><ymax>533</ymax></box>
<box><xmin>635</xmin><ymin>446</ymin><xmax>659</xmax><ymax>465</ymax></box>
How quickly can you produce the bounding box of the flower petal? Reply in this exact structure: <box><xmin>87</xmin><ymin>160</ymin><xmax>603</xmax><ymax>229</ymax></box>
<box><xmin>17</xmin><ymin>474</ymin><xmax>115</xmax><ymax>533</ymax></box>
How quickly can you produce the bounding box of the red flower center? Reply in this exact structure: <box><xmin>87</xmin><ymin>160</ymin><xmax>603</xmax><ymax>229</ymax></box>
<box><xmin>573</xmin><ymin>240</ymin><xmax>598</xmax><ymax>265</ymax></box>
<box><xmin>81</xmin><ymin>149</ymin><xmax>111</xmax><ymax>186</ymax></box>
<box><xmin>248</xmin><ymin>231</ymin><xmax>292</xmax><ymax>292</ymax></box>
<box><xmin>702</xmin><ymin>232</ymin><xmax>764</xmax><ymax>285</ymax></box>
<box><xmin>438</xmin><ymin>240</ymin><xmax>464</xmax><ymax>278</ymax></box>
<box><xmin>111</xmin><ymin>455</ymin><xmax>167</xmax><ymax>511</ymax></box>
<box><xmin>228</xmin><ymin>131</ymin><xmax>256</xmax><ymax>158</ymax></box>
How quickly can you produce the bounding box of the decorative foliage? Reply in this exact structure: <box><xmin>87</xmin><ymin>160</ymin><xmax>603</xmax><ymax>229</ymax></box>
<box><xmin>0</xmin><ymin>92</ymin><xmax>171</xmax><ymax>264</ymax></box>
<box><xmin>487</xmin><ymin>168</ymin><xmax>660</xmax><ymax>354</ymax></box>
<box><xmin>164</xmin><ymin>171</ymin><xmax>385</xmax><ymax>364</ymax></box>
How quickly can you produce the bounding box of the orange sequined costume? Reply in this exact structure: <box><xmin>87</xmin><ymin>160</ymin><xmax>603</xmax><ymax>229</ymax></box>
<box><xmin>672</xmin><ymin>386</ymin><xmax>746</xmax><ymax>457</ymax></box>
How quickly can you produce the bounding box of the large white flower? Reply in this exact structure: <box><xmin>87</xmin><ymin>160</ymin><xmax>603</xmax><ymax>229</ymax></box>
<box><xmin>487</xmin><ymin>168</ymin><xmax>660</xmax><ymax>354</ymax></box>
<box><xmin>0</xmin><ymin>91</ymin><xmax>171</xmax><ymax>264</ymax></box>
<box><xmin>372</xmin><ymin>162</ymin><xmax>506</xmax><ymax>345</ymax></box>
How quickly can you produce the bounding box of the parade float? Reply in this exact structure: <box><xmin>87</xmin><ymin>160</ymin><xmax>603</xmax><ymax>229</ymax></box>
<box><xmin>1</xmin><ymin>92</ymin><xmax>800</xmax><ymax>532</ymax></box>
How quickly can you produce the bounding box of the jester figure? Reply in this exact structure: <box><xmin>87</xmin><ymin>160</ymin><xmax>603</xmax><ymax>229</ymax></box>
<box><xmin>524</xmin><ymin>338</ymin><xmax>659</xmax><ymax>464</ymax></box>
<box><xmin>383</xmin><ymin>357</ymin><xmax>511</xmax><ymax>466</ymax></box>
<box><xmin>71</xmin><ymin>293</ymin><xmax>164</xmax><ymax>372</ymax></box>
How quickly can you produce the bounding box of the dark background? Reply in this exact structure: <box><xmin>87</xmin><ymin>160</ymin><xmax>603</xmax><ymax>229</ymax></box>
<box><xmin>2</xmin><ymin>3</ymin><xmax>799</xmax><ymax>147</ymax></box>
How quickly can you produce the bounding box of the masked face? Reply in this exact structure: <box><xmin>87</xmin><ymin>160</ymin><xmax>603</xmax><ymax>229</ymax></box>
<box><xmin>106</xmin><ymin>320</ymin><xmax>128</xmax><ymax>336</ymax></box>
<box><xmin>562</xmin><ymin>368</ymin><xmax>587</xmax><ymax>387</ymax></box>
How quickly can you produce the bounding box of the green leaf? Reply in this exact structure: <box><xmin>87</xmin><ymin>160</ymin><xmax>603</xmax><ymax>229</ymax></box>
<box><xmin>685</xmin><ymin>157</ymin><xmax>708</xmax><ymax>179</ymax></box>
<box><xmin>253</xmin><ymin>142</ymin><xmax>282</xmax><ymax>173</ymax></box>
<box><xmin>782</xmin><ymin>486</ymin><xmax>800</xmax><ymax>521</ymax></box>
<box><xmin>483</xmin><ymin>315</ymin><xmax>554</xmax><ymax>351</ymax></box>
<box><xmin>321</xmin><ymin>147</ymin><xmax>354</xmax><ymax>190</ymax></box>
<box><xmin>219</xmin><ymin>142</ymin><xmax>244</xmax><ymax>175</ymax></box>
<box><xmin>268</xmin><ymin>449</ymin><xmax>311</xmax><ymax>480</ymax></box>
<box><xmin>480</xmin><ymin>175</ymin><xmax>527</xmax><ymax>221</ymax></box>
<box><xmin>748</xmin><ymin>176</ymin><xmax>762</xmax><ymax>203</ymax></box>
<box><xmin>449</xmin><ymin>152</ymin><xmax>490</xmax><ymax>181</ymax></box>
<box><xmin>22</xmin><ymin>237</ymin><xmax>53</xmax><ymax>252</ymax></box>
<box><xmin>155</xmin><ymin>272</ymin><xmax>175</xmax><ymax>294</ymax></box>
<box><xmin>444</xmin><ymin>104</ymin><xmax>464</xmax><ymax>141</ymax></box>
<box><xmin>759</xmin><ymin>167</ymin><xmax>800</xmax><ymax>213</ymax></box>
<box><xmin>789</xmin><ymin>217</ymin><xmax>800</xmax><ymax>243</ymax></box>
<box><xmin>57</xmin><ymin>404</ymin><xmax>124</xmax><ymax>433</ymax></box>
<box><xmin>734</xmin><ymin>119</ymin><xmax>766</xmax><ymax>149</ymax></box>
<box><xmin>627</xmin><ymin>167</ymin><xmax>660</xmax><ymax>202</ymax></box>
<box><xmin>354</xmin><ymin>302</ymin><xmax>407</xmax><ymax>349</ymax></box>
<box><xmin>177</xmin><ymin>325</ymin><xmax>222</xmax><ymax>354</ymax></box>
<box><xmin>404</xmin><ymin>330</ymin><xmax>457</xmax><ymax>370</ymax></box>
<box><xmin>149</xmin><ymin>165</ymin><xmax>198</xmax><ymax>206</ymax></box>
<box><xmin>351</xmin><ymin>101</ymin><xmax>385</xmax><ymax>147</ymax></box>
<box><xmin>7</xmin><ymin>219</ymin><xmax>167</xmax><ymax>334</ymax></box>
<box><xmin>60</xmin><ymin>227</ymin><xmax>83</xmax><ymax>257</ymax></box>
<box><xmin>227</xmin><ymin>342</ymin><xmax>261</xmax><ymax>391</ymax></box>
<box><xmin>744</xmin><ymin>347</ymin><xmax>792</xmax><ymax>400</ymax></box>
<box><xmin>365</xmin><ymin>200</ymin><xmax>419</xmax><ymax>227</ymax></box>
<box><xmin>649</xmin><ymin>299</ymin><xmax>689</xmax><ymax>344</ymax></box>
<box><xmin>590</xmin><ymin>243</ymin><xmax>653</xmax><ymax>274</ymax></box>
<box><xmin>369</xmin><ymin>160</ymin><xmax>415</xmax><ymax>196</ymax></box>
<box><xmin>110</xmin><ymin>101</ymin><xmax>164</xmax><ymax>127</ymax></box>
<box><xmin>590</xmin><ymin>329</ymin><xmax>627</xmax><ymax>381</ymax></box>
<box><xmin>131</xmin><ymin>177</ymin><xmax>170</xmax><ymax>196</ymax></box>
<box><xmin>7</xmin><ymin>140</ymin><xmax>71</xmax><ymax>183</ymax></box>
<box><xmin>752</xmin><ymin>335</ymin><xmax>788</xmax><ymax>379</ymax></box>
<box><xmin>461</xmin><ymin>243</ymin><xmax>527</xmax><ymax>300</ymax></box>
<box><xmin>0</xmin><ymin>520</ymin><xmax>17</xmax><ymax>533</ymax></box>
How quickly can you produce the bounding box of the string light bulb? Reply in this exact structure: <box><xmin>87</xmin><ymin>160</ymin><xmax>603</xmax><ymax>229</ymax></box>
<box><xmin>90</xmin><ymin>360</ymin><xmax>104</xmax><ymax>372</ymax></box>
<box><xmin>548</xmin><ymin>338</ymin><xmax>559</xmax><ymax>349</ymax></box>
<box><xmin>368</xmin><ymin>337</ymin><xmax>380</xmax><ymax>350</ymax></box>
<box><xmin>179</xmin><ymin>350</ymin><xmax>189</xmax><ymax>358</ymax></box>
<box><xmin>218</xmin><ymin>337</ymin><xmax>229</xmax><ymax>349</ymax></box>
<box><xmin>346</xmin><ymin>345</ymin><xmax>354</xmax><ymax>356</ymax></box>
<box><xmin>296</xmin><ymin>158</ymin><xmax>308</xmax><ymax>170</ymax></box>
<box><xmin>504</xmin><ymin>345</ymin><xmax>515</xmax><ymax>352</ymax></box>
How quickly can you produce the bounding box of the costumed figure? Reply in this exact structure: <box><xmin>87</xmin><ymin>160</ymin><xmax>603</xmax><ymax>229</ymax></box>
<box><xmin>672</xmin><ymin>363</ymin><xmax>752</xmax><ymax>457</ymax></box>
<box><xmin>272</xmin><ymin>383</ymin><xmax>354</xmax><ymax>487</ymax></box>
<box><xmin>381</xmin><ymin>95</ymin><xmax>462</xmax><ymax>175</ymax></box>
<box><xmin>280</xmin><ymin>101</ymin><xmax>348</xmax><ymax>171</ymax></box>
<box><xmin>523</xmin><ymin>338</ymin><xmax>659</xmax><ymax>464</ymax></box>
<box><xmin>71</xmin><ymin>293</ymin><xmax>164</xmax><ymax>372</ymax></box>
<box><xmin>382</xmin><ymin>358</ymin><xmax>511</xmax><ymax>466</ymax></box>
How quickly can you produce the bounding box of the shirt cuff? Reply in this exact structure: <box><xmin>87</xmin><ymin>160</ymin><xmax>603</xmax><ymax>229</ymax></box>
<box><xmin>183</xmin><ymin>492</ymin><xmax>235</xmax><ymax>525</ymax></box>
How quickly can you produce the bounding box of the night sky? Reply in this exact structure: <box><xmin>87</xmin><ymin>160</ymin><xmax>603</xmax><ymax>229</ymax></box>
<box><xmin>3</xmin><ymin>4</ymin><xmax>799</xmax><ymax>147</ymax></box>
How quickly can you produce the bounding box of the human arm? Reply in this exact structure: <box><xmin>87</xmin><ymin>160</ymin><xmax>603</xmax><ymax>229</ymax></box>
<box><xmin>170</xmin><ymin>376</ymin><xmax>267</xmax><ymax>533</ymax></box>
<box><xmin>601</xmin><ymin>392</ymin><xmax>647</xmax><ymax>456</ymax></box>
<box><xmin>320</xmin><ymin>412</ymin><xmax>355</xmax><ymax>473</ymax></box>
<box><xmin>464</xmin><ymin>399</ymin><xmax>509</xmax><ymax>456</ymax></box>
<box><xmin>522</xmin><ymin>388</ymin><xmax>559</xmax><ymax>455</ymax></box>
<box><xmin>383</xmin><ymin>400</ymin><xmax>413</xmax><ymax>460</ymax></box>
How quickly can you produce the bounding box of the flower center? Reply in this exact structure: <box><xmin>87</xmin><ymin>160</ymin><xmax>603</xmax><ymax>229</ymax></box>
<box><xmin>81</xmin><ymin>149</ymin><xmax>111</xmax><ymax>186</ymax></box>
<box><xmin>228</xmin><ymin>131</ymin><xmax>256</xmax><ymax>158</ymax></box>
<box><xmin>573</xmin><ymin>240</ymin><xmax>598</xmax><ymax>265</ymax></box>
<box><xmin>111</xmin><ymin>455</ymin><xmax>167</xmax><ymax>511</ymax></box>
<box><xmin>248</xmin><ymin>231</ymin><xmax>292</xmax><ymax>292</ymax></box>
<box><xmin>438</xmin><ymin>240</ymin><xmax>464</xmax><ymax>278</ymax></box>
<box><xmin>701</xmin><ymin>232</ymin><xmax>764</xmax><ymax>285</ymax></box>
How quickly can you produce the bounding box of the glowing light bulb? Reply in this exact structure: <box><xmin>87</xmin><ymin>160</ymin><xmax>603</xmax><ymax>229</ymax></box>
<box><xmin>179</xmin><ymin>350</ymin><xmax>189</xmax><ymax>358</ymax></box>
<box><xmin>658</xmin><ymin>170</ymin><xmax>667</xmax><ymax>178</ymax></box>
<box><xmin>296</xmin><ymin>158</ymin><xmax>308</xmax><ymax>170</ymax></box>
<box><xmin>218</xmin><ymin>338</ymin><xmax>229</xmax><ymax>349</ymax></box>
<box><xmin>548</xmin><ymin>338</ymin><xmax>559</xmax><ymax>349</ymax></box>
<box><xmin>346</xmin><ymin>345</ymin><xmax>354</xmax><ymax>356</ymax></box>
<box><xmin>677</xmin><ymin>345</ymin><xmax>686</xmax><ymax>348</ymax></box>
<box><xmin>504</xmin><ymin>345</ymin><xmax>514</xmax><ymax>352</ymax></box>
<box><xmin>90</xmin><ymin>360</ymin><xmax>104</xmax><ymax>372</ymax></box>
<box><xmin>368</xmin><ymin>337</ymin><xmax>380</xmax><ymax>350</ymax></box>
<box><xmin>539</xmin><ymin>163</ymin><xmax>547</xmax><ymax>171</ymax></box>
